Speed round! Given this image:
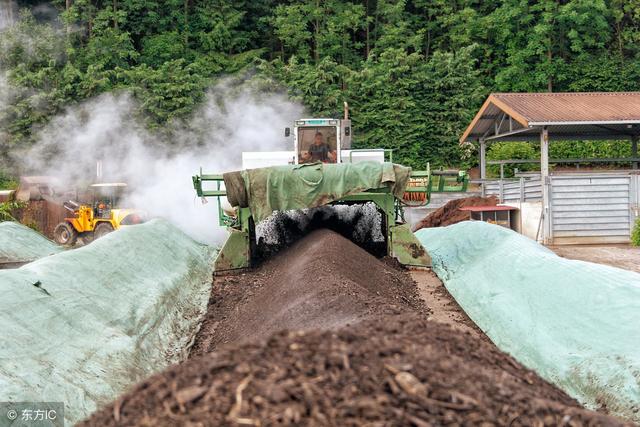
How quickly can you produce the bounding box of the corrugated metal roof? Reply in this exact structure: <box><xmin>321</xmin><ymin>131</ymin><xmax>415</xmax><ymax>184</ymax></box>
<box><xmin>492</xmin><ymin>92</ymin><xmax>640</xmax><ymax>124</ymax></box>
<box><xmin>460</xmin><ymin>92</ymin><xmax>640</xmax><ymax>143</ymax></box>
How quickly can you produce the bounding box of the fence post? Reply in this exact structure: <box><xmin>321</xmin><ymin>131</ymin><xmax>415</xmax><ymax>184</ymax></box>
<box><xmin>631</xmin><ymin>176</ymin><xmax>639</xmax><ymax>234</ymax></box>
<box><xmin>480</xmin><ymin>138</ymin><xmax>487</xmax><ymax>179</ymax></box>
<box><xmin>541</xmin><ymin>127</ymin><xmax>551</xmax><ymax>244</ymax></box>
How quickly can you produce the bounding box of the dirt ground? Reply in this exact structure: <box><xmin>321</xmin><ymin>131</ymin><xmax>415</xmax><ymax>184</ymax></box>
<box><xmin>410</xmin><ymin>270</ymin><xmax>487</xmax><ymax>341</ymax></box>
<box><xmin>550</xmin><ymin>245</ymin><xmax>640</xmax><ymax>273</ymax></box>
<box><xmin>0</xmin><ymin>260</ymin><xmax>29</xmax><ymax>269</ymax></box>
<box><xmin>81</xmin><ymin>229</ymin><xmax>633</xmax><ymax>426</ymax></box>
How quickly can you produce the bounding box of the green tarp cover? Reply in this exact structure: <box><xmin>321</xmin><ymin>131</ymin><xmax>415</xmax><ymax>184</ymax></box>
<box><xmin>416</xmin><ymin>222</ymin><xmax>640</xmax><ymax>422</ymax></box>
<box><xmin>235</xmin><ymin>161</ymin><xmax>410</xmax><ymax>222</ymax></box>
<box><xmin>0</xmin><ymin>221</ymin><xmax>62</xmax><ymax>263</ymax></box>
<box><xmin>0</xmin><ymin>219</ymin><xmax>215</xmax><ymax>425</ymax></box>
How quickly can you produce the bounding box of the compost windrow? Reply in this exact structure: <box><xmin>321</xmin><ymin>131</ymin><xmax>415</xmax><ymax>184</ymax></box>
<box><xmin>191</xmin><ymin>228</ymin><xmax>426</xmax><ymax>354</ymax></box>
<box><xmin>82</xmin><ymin>315</ymin><xmax>629</xmax><ymax>426</ymax></box>
<box><xmin>413</xmin><ymin>196</ymin><xmax>498</xmax><ymax>230</ymax></box>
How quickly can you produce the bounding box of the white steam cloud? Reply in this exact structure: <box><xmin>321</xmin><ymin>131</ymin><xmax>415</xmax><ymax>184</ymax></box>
<box><xmin>0</xmin><ymin>0</ymin><xmax>17</xmax><ymax>31</ymax></box>
<box><xmin>0</xmin><ymin>0</ymin><xmax>16</xmax><ymax>108</ymax></box>
<box><xmin>0</xmin><ymin>71</ymin><xmax>9</xmax><ymax>112</ymax></box>
<box><xmin>22</xmin><ymin>84</ymin><xmax>304</xmax><ymax>244</ymax></box>
<box><xmin>0</xmin><ymin>71</ymin><xmax>13</xmax><ymax>156</ymax></box>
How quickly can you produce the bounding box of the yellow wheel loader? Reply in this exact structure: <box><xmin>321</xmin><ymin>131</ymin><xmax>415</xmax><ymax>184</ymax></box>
<box><xmin>53</xmin><ymin>183</ymin><xmax>146</xmax><ymax>245</ymax></box>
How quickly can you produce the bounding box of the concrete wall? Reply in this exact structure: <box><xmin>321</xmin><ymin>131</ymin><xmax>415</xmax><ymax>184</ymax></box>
<box><xmin>502</xmin><ymin>201</ymin><xmax>543</xmax><ymax>242</ymax></box>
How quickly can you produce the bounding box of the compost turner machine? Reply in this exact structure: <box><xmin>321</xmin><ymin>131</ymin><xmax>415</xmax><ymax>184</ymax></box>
<box><xmin>193</xmin><ymin>109</ymin><xmax>468</xmax><ymax>272</ymax></box>
<box><xmin>193</xmin><ymin>161</ymin><xmax>434</xmax><ymax>272</ymax></box>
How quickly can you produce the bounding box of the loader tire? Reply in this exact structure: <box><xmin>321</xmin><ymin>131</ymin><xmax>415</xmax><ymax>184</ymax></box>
<box><xmin>54</xmin><ymin>222</ymin><xmax>78</xmax><ymax>246</ymax></box>
<box><xmin>94</xmin><ymin>222</ymin><xmax>114</xmax><ymax>239</ymax></box>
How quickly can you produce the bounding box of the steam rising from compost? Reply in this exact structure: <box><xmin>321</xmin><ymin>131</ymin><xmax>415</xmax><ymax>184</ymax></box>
<box><xmin>21</xmin><ymin>85</ymin><xmax>304</xmax><ymax>244</ymax></box>
<box><xmin>0</xmin><ymin>1</ymin><xmax>17</xmax><ymax>30</ymax></box>
<box><xmin>0</xmin><ymin>71</ymin><xmax>10</xmax><ymax>122</ymax></box>
<box><xmin>0</xmin><ymin>2</ymin><xmax>17</xmax><ymax>138</ymax></box>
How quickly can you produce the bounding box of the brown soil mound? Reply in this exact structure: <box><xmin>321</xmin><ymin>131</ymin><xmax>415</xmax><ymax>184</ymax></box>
<box><xmin>81</xmin><ymin>315</ymin><xmax>628</xmax><ymax>427</ymax></box>
<box><xmin>413</xmin><ymin>196</ymin><xmax>498</xmax><ymax>231</ymax></box>
<box><xmin>191</xmin><ymin>229</ymin><xmax>426</xmax><ymax>354</ymax></box>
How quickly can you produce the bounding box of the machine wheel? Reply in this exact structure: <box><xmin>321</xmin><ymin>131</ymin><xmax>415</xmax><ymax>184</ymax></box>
<box><xmin>80</xmin><ymin>232</ymin><xmax>95</xmax><ymax>245</ymax></box>
<box><xmin>53</xmin><ymin>222</ymin><xmax>78</xmax><ymax>246</ymax></box>
<box><xmin>94</xmin><ymin>222</ymin><xmax>114</xmax><ymax>239</ymax></box>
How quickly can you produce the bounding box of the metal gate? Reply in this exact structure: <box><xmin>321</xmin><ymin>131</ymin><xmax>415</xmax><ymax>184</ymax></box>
<box><xmin>483</xmin><ymin>177</ymin><xmax>542</xmax><ymax>202</ymax></box>
<box><xmin>549</xmin><ymin>175</ymin><xmax>635</xmax><ymax>244</ymax></box>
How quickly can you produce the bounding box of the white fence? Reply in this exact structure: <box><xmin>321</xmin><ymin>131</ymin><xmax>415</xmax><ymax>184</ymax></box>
<box><xmin>482</xmin><ymin>177</ymin><xmax>542</xmax><ymax>203</ymax></box>
<box><xmin>482</xmin><ymin>173</ymin><xmax>640</xmax><ymax>244</ymax></box>
<box><xmin>549</xmin><ymin>175</ymin><xmax>635</xmax><ymax>244</ymax></box>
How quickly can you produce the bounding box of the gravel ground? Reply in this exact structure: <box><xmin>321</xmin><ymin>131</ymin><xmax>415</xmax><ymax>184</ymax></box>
<box><xmin>550</xmin><ymin>245</ymin><xmax>640</xmax><ymax>273</ymax></box>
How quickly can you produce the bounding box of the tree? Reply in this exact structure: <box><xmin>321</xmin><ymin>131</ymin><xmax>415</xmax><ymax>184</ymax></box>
<box><xmin>2</xmin><ymin>0</ymin><xmax>640</xmax><ymax>175</ymax></box>
<box><xmin>349</xmin><ymin>46</ymin><xmax>484</xmax><ymax>168</ymax></box>
<box><xmin>262</xmin><ymin>55</ymin><xmax>347</xmax><ymax>116</ymax></box>
<box><xmin>123</xmin><ymin>59</ymin><xmax>207</xmax><ymax>125</ymax></box>
<box><xmin>491</xmin><ymin>0</ymin><xmax>611</xmax><ymax>92</ymax></box>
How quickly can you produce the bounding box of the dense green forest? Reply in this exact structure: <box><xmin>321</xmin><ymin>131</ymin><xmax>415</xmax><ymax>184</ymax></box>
<box><xmin>1</xmin><ymin>0</ymin><xmax>640</xmax><ymax>178</ymax></box>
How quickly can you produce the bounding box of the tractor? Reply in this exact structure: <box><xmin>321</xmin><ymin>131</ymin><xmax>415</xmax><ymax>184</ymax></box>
<box><xmin>53</xmin><ymin>183</ymin><xmax>146</xmax><ymax>245</ymax></box>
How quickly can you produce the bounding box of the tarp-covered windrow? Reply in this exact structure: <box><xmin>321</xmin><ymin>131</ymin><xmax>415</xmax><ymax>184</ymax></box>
<box><xmin>224</xmin><ymin>162</ymin><xmax>411</xmax><ymax>222</ymax></box>
<box><xmin>0</xmin><ymin>221</ymin><xmax>61</xmax><ymax>264</ymax></box>
<box><xmin>0</xmin><ymin>219</ymin><xmax>215</xmax><ymax>425</ymax></box>
<box><xmin>416</xmin><ymin>222</ymin><xmax>640</xmax><ymax>422</ymax></box>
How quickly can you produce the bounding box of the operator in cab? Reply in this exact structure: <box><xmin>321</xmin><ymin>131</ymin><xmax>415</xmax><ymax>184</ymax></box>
<box><xmin>302</xmin><ymin>132</ymin><xmax>337</xmax><ymax>163</ymax></box>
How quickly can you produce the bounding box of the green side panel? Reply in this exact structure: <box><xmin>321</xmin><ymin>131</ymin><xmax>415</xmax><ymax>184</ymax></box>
<box><xmin>391</xmin><ymin>223</ymin><xmax>431</xmax><ymax>267</ymax></box>
<box><xmin>214</xmin><ymin>228</ymin><xmax>250</xmax><ymax>271</ymax></box>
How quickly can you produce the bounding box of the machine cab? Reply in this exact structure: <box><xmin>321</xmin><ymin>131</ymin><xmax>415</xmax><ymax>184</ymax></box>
<box><xmin>240</xmin><ymin>103</ymin><xmax>385</xmax><ymax>169</ymax></box>
<box><xmin>291</xmin><ymin>118</ymin><xmax>351</xmax><ymax>164</ymax></box>
<box><xmin>90</xmin><ymin>183</ymin><xmax>127</xmax><ymax>218</ymax></box>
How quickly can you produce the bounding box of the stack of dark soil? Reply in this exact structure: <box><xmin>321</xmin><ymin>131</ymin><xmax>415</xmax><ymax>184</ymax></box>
<box><xmin>81</xmin><ymin>315</ymin><xmax>628</xmax><ymax>426</ymax></box>
<box><xmin>413</xmin><ymin>196</ymin><xmax>498</xmax><ymax>231</ymax></box>
<box><xmin>191</xmin><ymin>228</ymin><xmax>426</xmax><ymax>354</ymax></box>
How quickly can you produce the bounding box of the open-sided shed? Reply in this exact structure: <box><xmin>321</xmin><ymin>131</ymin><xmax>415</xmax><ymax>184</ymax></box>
<box><xmin>461</xmin><ymin>92</ymin><xmax>640</xmax><ymax>244</ymax></box>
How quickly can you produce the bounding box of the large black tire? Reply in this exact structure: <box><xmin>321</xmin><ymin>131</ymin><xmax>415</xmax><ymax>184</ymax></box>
<box><xmin>94</xmin><ymin>222</ymin><xmax>114</xmax><ymax>239</ymax></box>
<box><xmin>80</xmin><ymin>232</ymin><xmax>95</xmax><ymax>245</ymax></box>
<box><xmin>53</xmin><ymin>222</ymin><xmax>78</xmax><ymax>246</ymax></box>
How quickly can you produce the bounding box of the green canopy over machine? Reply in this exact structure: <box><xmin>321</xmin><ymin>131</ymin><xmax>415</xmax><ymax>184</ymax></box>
<box><xmin>193</xmin><ymin>161</ymin><xmax>435</xmax><ymax>272</ymax></box>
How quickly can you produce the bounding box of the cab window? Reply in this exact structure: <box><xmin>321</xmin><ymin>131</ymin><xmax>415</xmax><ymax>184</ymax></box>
<box><xmin>298</xmin><ymin>126</ymin><xmax>338</xmax><ymax>164</ymax></box>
